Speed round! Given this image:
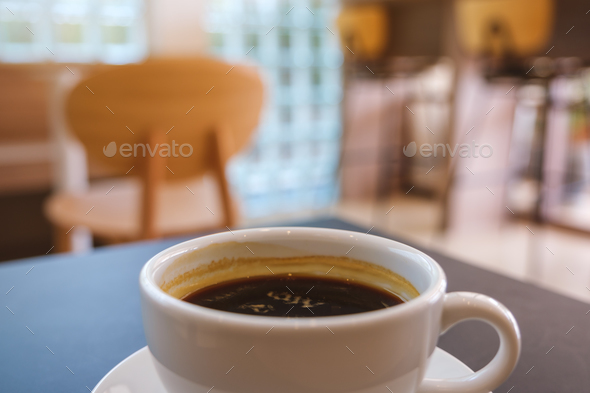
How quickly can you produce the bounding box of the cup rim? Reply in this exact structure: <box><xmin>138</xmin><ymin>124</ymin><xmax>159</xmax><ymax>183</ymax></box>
<box><xmin>139</xmin><ymin>227</ymin><xmax>447</xmax><ymax>329</ymax></box>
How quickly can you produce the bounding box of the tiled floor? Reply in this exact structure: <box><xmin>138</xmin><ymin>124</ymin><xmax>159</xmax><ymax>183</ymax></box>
<box><xmin>245</xmin><ymin>195</ymin><xmax>590</xmax><ymax>304</ymax></box>
<box><xmin>337</xmin><ymin>196</ymin><xmax>590</xmax><ymax>304</ymax></box>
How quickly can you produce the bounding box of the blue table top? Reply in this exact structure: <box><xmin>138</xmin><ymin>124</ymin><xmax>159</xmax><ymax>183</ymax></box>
<box><xmin>0</xmin><ymin>235</ymin><xmax>180</xmax><ymax>392</ymax></box>
<box><xmin>1</xmin><ymin>218</ymin><xmax>589</xmax><ymax>392</ymax></box>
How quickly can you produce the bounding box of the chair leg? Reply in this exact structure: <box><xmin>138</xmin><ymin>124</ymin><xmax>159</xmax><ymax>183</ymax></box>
<box><xmin>54</xmin><ymin>225</ymin><xmax>73</xmax><ymax>253</ymax></box>
<box><xmin>211</xmin><ymin>125</ymin><xmax>236</xmax><ymax>228</ymax></box>
<box><xmin>139</xmin><ymin>130</ymin><xmax>167</xmax><ymax>239</ymax></box>
<box><xmin>53</xmin><ymin>225</ymin><xmax>92</xmax><ymax>253</ymax></box>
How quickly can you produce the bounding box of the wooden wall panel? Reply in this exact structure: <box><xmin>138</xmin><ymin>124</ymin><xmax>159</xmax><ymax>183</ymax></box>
<box><xmin>0</xmin><ymin>66</ymin><xmax>50</xmax><ymax>142</ymax></box>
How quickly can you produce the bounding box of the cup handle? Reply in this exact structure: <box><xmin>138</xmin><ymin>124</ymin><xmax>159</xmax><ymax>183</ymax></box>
<box><xmin>418</xmin><ymin>292</ymin><xmax>521</xmax><ymax>393</ymax></box>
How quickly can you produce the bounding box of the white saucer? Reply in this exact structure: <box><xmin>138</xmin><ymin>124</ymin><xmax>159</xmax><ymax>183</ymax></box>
<box><xmin>93</xmin><ymin>346</ymin><xmax>477</xmax><ymax>393</ymax></box>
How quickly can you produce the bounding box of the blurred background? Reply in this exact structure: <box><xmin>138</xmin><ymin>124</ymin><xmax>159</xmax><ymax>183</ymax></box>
<box><xmin>2</xmin><ymin>0</ymin><xmax>590</xmax><ymax>304</ymax></box>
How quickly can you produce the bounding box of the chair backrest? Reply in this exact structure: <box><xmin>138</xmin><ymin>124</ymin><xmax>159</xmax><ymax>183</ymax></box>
<box><xmin>65</xmin><ymin>57</ymin><xmax>264</xmax><ymax>180</ymax></box>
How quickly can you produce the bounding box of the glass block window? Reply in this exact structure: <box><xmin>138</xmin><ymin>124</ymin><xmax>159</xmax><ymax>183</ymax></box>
<box><xmin>0</xmin><ymin>0</ymin><xmax>147</xmax><ymax>64</ymax></box>
<box><xmin>204</xmin><ymin>0</ymin><xmax>343</xmax><ymax>218</ymax></box>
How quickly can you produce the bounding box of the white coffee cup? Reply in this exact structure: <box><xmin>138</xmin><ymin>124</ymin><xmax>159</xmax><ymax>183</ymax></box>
<box><xmin>140</xmin><ymin>227</ymin><xmax>520</xmax><ymax>393</ymax></box>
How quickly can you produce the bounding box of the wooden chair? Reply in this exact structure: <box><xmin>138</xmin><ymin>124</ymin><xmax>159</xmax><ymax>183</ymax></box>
<box><xmin>44</xmin><ymin>58</ymin><xmax>264</xmax><ymax>251</ymax></box>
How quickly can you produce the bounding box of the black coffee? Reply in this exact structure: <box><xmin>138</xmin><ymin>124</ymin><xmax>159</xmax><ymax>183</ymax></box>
<box><xmin>182</xmin><ymin>274</ymin><xmax>404</xmax><ymax>317</ymax></box>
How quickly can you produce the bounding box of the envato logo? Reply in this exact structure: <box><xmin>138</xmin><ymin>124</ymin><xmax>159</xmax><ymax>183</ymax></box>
<box><xmin>403</xmin><ymin>141</ymin><xmax>493</xmax><ymax>158</ymax></box>
<box><xmin>103</xmin><ymin>141</ymin><xmax>193</xmax><ymax>158</ymax></box>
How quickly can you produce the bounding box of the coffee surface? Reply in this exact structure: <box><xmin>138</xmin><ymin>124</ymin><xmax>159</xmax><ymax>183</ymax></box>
<box><xmin>182</xmin><ymin>274</ymin><xmax>404</xmax><ymax>317</ymax></box>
